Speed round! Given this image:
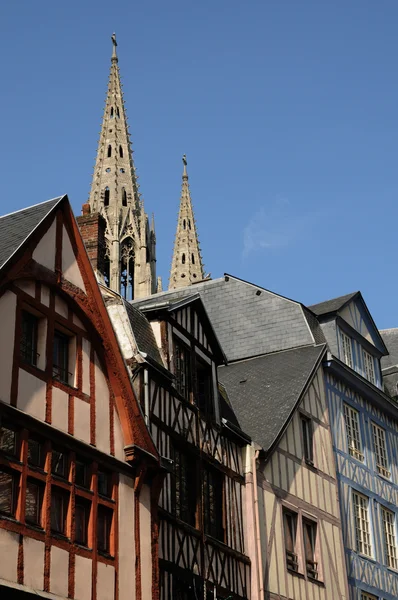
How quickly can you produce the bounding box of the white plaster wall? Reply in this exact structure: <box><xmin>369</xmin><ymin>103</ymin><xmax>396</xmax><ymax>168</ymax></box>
<box><xmin>150</xmin><ymin>321</ymin><xmax>162</xmax><ymax>350</ymax></box>
<box><xmin>114</xmin><ymin>408</ymin><xmax>125</xmax><ymax>461</ymax></box>
<box><xmin>50</xmin><ymin>545</ymin><xmax>69</xmax><ymax>597</ymax></box>
<box><xmin>32</xmin><ymin>218</ymin><xmax>56</xmax><ymax>271</ymax></box>
<box><xmin>23</xmin><ymin>537</ymin><xmax>45</xmax><ymax>590</ymax></box>
<box><xmin>74</xmin><ymin>399</ymin><xmax>90</xmax><ymax>445</ymax></box>
<box><xmin>0</xmin><ymin>530</ymin><xmax>18</xmax><ymax>583</ymax></box>
<box><xmin>51</xmin><ymin>387</ymin><xmax>69</xmax><ymax>432</ymax></box>
<box><xmin>82</xmin><ymin>338</ymin><xmax>90</xmax><ymax>396</ymax></box>
<box><xmin>94</xmin><ymin>353</ymin><xmax>110</xmax><ymax>454</ymax></box>
<box><xmin>139</xmin><ymin>484</ymin><xmax>152</xmax><ymax>600</ymax></box>
<box><xmin>73</xmin><ymin>313</ymin><xmax>85</xmax><ymax>330</ymax></box>
<box><xmin>41</xmin><ymin>285</ymin><xmax>50</xmax><ymax>307</ymax></box>
<box><xmin>106</xmin><ymin>304</ymin><xmax>136</xmax><ymax>360</ymax></box>
<box><xmin>62</xmin><ymin>225</ymin><xmax>86</xmax><ymax>292</ymax></box>
<box><xmin>118</xmin><ymin>474</ymin><xmax>135</xmax><ymax>600</ymax></box>
<box><xmin>74</xmin><ymin>555</ymin><xmax>92</xmax><ymax>600</ymax></box>
<box><xmin>15</xmin><ymin>280</ymin><xmax>35</xmax><ymax>297</ymax></box>
<box><xmin>55</xmin><ymin>295</ymin><xmax>68</xmax><ymax>319</ymax></box>
<box><xmin>97</xmin><ymin>562</ymin><xmax>115</xmax><ymax>600</ymax></box>
<box><xmin>0</xmin><ymin>290</ymin><xmax>16</xmax><ymax>404</ymax></box>
<box><xmin>18</xmin><ymin>369</ymin><xmax>46</xmax><ymax>421</ymax></box>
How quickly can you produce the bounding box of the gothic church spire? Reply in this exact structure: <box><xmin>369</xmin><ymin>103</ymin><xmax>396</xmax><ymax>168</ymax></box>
<box><xmin>86</xmin><ymin>34</ymin><xmax>157</xmax><ymax>299</ymax></box>
<box><xmin>169</xmin><ymin>155</ymin><xmax>204</xmax><ymax>289</ymax></box>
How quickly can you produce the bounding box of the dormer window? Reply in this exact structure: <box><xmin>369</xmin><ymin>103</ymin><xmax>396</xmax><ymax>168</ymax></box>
<box><xmin>340</xmin><ymin>331</ymin><xmax>353</xmax><ymax>368</ymax></box>
<box><xmin>363</xmin><ymin>349</ymin><xmax>375</xmax><ymax>385</ymax></box>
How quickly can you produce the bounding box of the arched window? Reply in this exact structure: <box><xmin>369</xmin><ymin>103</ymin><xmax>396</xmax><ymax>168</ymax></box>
<box><xmin>119</xmin><ymin>145</ymin><xmax>123</xmax><ymax>158</ymax></box>
<box><xmin>116</xmin><ymin>107</ymin><xmax>120</xmax><ymax>118</ymax></box>
<box><xmin>110</xmin><ymin>107</ymin><xmax>114</xmax><ymax>118</ymax></box>
<box><xmin>182</xmin><ymin>254</ymin><xmax>186</xmax><ymax>264</ymax></box>
<box><xmin>183</xmin><ymin>219</ymin><xmax>186</xmax><ymax>229</ymax></box>
<box><xmin>188</xmin><ymin>219</ymin><xmax>191</xmax><ymax>230</ymax></box>
<box><xmin>104</xmin><ymin>187</ymin><xmax>110</xmax><ymax>206</ymax></box>
<box><xmin>107</xmin><ymin>145</ymin><xmax>112</xmax><ymax>158</ymax></box>
<box><xmin>192</xmin><ymin>254</ymin><xmax>195</xmax><ymax>265</ymax></box>
<box><xmin>122</xmin><ymin>188</ymin><xmax>127</xmax><ymax>207</ymax></box>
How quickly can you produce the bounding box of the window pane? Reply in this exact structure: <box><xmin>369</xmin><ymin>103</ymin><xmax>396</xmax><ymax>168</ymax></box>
<box><xmin>303</xmin><ymin>519</ymin><xmax>318</xmax><ymax>579</ymax></box>
<box><xmin>382</xmin><ymin>506</ymin><xmax>398</xmax><ymax>570</ymax></box>
<box><xmin>174</xmin><ymin>448</ymin><xmax>196</xmax><ymax>526</ymax></box>
<box><xmin>203</xmin><ymin>467</ymin><xmax>224</xmax><ymax>540</ymax></box>
<box><xmin>28</xmin><ymin>438</ymin><xmax>45</xmax><ymax>469</ymax></box>
<box><xmin>301</xmin><ymin>416</ymin><xmax>313</xmax><ymax>463</ymax></box>
<box><xmin>353</xmin><ymin>492</ymin><xmax>372</xmax><ymax>557</ymax></box>
<box><xmin>53</xmin><ymin>332</ymin><xmax>70</xmax><ymax>384</ymax></box>
<box><xmin>0</xmin><ymin>471</ymin><xmax>14</xmax><ymax>516</ymax></box>
<box><xmin>52</xmin><ymin>450</ymin><xmax>67</xmax><ymax>478</ymax></box>
<box><xmin>343</xmin><ymin>404</ymin><xmax>364</xmax><ymax>461</ymax></box>
<box><xmin>75</xmin><ymin>461</ymin><xmax>89</xmax><ymax>488</ymax></box>
<box><xmin>20</xmin><ymin>311</ymin><xmax>38</xmax><ymax>366</ymax></box>
<box><xmin>372</xmin><ymin>423</ymin><xmax>390</xmax><ymax>478</ymax></box>
<box><xmin>97</xmin><ymin>506</ymin><xmax>112</xmax><ymax>553</ymax></box>
<box><xmin>75</xmin><ymin>501</ymin><xmax>89</xmax><ymax>546</ymax></box>
<box><xmin>51</xmin><ymin>488</ymin><xmax>68</xmax><ymax>534</ymax></box>
<box><xmin>25</xmin><ymin>481</ymin><xmax>42</xmax><ymax>526</ymax></box>
<box><xmin>98</xmin><ymin>470</ymin><xmax>111</xmax><ymax>497</ymax></box>
<box><xmin>0</xmin><ymin>425</ymin><xmax>17</xmax><ymax>456</ymax></box>
<box><xmin>174</xmin><ymin>340</ymin><xmax>190</xmax><ymax>400</ymax></box>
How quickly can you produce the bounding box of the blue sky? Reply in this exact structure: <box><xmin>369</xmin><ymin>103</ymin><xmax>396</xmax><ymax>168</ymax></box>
<box><xmin>1</xmin><ymin>1</ymin><xmax>398</xmax><ymax>328</ymax></box>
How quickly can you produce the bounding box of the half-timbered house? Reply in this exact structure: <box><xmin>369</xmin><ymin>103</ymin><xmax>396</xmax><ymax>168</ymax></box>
<box><xmin>131</xmin><ymin>275</ymin><xmax>350</xmax><ymax>600</ymax></box>
<box><xmin>105</xmin><ymin>290</ymin><xmax>251</xmax><ymax>600</ymax></box>
<box><xmin>310</xmin><ymin>292</ymin><xmax>398</xmax><ymax>600</ymax></box>
<box><xmin>0</xmin><ymin>196</ymin><xmax>161</xmax><ymax>600</ymax></box>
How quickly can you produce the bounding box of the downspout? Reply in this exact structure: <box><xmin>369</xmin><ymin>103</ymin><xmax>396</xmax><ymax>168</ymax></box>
<box><xmin>144</xmin><ymin>368</ymin><xmax>149</xmax><ymax>425</ymax></box>
<box><xmin>253</xmin><ymin>448</ymin><xmax>264</xmax><ymax>599</ymax></box>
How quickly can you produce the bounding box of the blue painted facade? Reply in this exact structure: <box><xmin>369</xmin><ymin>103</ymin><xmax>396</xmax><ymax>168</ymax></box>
<box><xmin>316</xmin><ymin>296</ymin><xmax>398</xmax><ymax>600</ymax></box>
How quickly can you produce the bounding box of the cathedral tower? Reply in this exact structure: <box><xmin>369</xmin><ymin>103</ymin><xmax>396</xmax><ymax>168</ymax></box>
<box><xmin>169</xmin><ymin>155</ymin><xmax>204</xmax><ymax>289</ymax></box>
<box><xmin>82</xmin><ymin>34</ymin><xmax>157</xmax><ymax>300</ymax></box>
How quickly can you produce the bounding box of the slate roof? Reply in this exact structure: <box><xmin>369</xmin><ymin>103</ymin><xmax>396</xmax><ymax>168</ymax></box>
<box><xmin>0</xmin><ymin>197</ymin><xmax>64</xmax><ymax>272</ymax></box>
<box><xmin>380</xmin><ymin>329</ymin><xmax>398</xmax><ymax>369</ymax></box>
<box><xmin>122</xmin><ymin>300</ymin><xmax>163</xmax><ymax>366</ymax></box>
<box><xmin>218</xmin><ymin>344</ymin><xmax>326</xmax><ymax>453</ymax></box>
<box><xmin>133</xmin><ymin>274</ymin><xmax>316</xmax><ymax>363</ymax></box>
<box><xmin>308</xmin><ymin>292</ymin><xmax>358</xmax><ymax>317</ymax></box>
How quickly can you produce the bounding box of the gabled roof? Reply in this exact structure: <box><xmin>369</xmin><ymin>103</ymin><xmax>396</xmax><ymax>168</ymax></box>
<box><xmin>218</xmin><ymin>344</ymin><xmax>326</xmax><ymax>454</ymax></box>
<box><xmin>309</xmin><ymin>292</ymin><xmax>359</xmax><ymax>317</ymax></box>
<box><xmin>0</xmin><ymin>197</ymin><xmax>64</xmax><ymax>272</ymax></box>
<box><xmin>122</xmin><ymin>300</ymin><xmax>163</xmax><ymax>366</ymax></box>
<box><xmin>133</xmin><ymin>274</ymin><xmax>316</xmax><ymax>362</ymax></box>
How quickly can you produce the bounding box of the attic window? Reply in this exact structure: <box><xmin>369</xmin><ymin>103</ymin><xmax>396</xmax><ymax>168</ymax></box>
<box><xmin>256</xmin><ymin>290</ymin><xmax>261</xmax><ymax>296</ymax></box>
<box><xmin>104</xmin><ymin>187</ymin><xmax>110</xmax><ymax>206</ymax></box>
<box><xmin>107</xmin><ymin>145</ymin><xmax>112</xmax><ymax>158</ymax></box>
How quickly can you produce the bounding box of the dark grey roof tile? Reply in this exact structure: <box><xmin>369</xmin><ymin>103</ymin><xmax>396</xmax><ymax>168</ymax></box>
<box><xmin>122</xmin><ymin>300</ymin><xmax>163</xmax><ymax>366</ymax></box>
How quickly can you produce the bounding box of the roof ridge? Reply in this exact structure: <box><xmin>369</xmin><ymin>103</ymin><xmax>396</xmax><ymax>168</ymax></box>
<box><xmin>224</xmin><ymin>273</ymin><xmax>302</xmax><ymax>306</ymax></box>
<box><xmin>0</xmin><ymin>196</ymin><xmax>65</xmax><ymax>221</ymax></box>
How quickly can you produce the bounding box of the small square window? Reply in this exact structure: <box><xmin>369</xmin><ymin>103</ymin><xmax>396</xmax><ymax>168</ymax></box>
<box><xmin>97</xmin><ymin>505</ymin><xmax>113</xmax><ymax>554</ymax></box>
<box><xmin>20</xmin><ymin>311</ymin><xmax>39</xmax><ymax>367</ymax></box>
<box><xmin>0</xmin><ymin>425</ymin><xmax>18</xmax><ymax>457</ymax></box>
<box><xmin>51</xmin><ymin>488</ymin><xmax>69</xmax><ymax>535</ymax></box>
<box><xmin>0</xmin><ymin>470</ymin><xmax>16</xmax><ymax>517</ymax></box>
<box><xmin>52</xmin><ymin>450</ymin><xmax>67</xmax><ymax>478</ymax></box>
<box><xmin>25</xmin><ymin>480</ymin><xmax>43</xmax><ymax>526</ymax></box>
<box><xmin>97</xmin><ymin>470</ymin><xmax>112</xmax><ymax>498</ymax></box>
<box><xmin>27</xmin><ymin>437</ymin><xmax>45</xmax><ymax>469</ymax></box>
<box><xmin>75</xmin><ymin>499</ymin><xmax>90</xmax><ymax>546</ymax></box>
<box><xmin>53</xmin><ymin>331</ymin><xmax>70</xmax><ymax>385</ymax></box>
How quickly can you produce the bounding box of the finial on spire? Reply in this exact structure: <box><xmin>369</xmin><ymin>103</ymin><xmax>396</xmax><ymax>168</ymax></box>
<box><xmin>111</xmin><ymin>33</ymin><xmax>118</xmax><ymax>62</ymax></box>
<box><xmin>182</xmin><ymin>154</ymin><xmax>188</xmax><ymax>180</ymax></box>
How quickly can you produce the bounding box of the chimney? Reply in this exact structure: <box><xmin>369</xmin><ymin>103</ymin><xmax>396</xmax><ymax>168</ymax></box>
<box><xmin>76</xmin><ymin>208</ymin><xmax>107</xmax><ymax>275</ymax></box>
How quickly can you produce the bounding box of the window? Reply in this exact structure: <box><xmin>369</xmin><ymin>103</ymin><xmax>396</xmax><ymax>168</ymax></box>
<box><xmin>192</xmin><ymin>253</ymin><xmax>195</xmax><ymax>264</ymax></box>
<box><xmin>104</xmin><ymin>187</ymin><xmax>110</xmax><ymax>206</ymax></box>
<box><xmin>174</xmin><ymin>339</ymin><xmax>191</xmax><ymax>400</ymax></box>
<box><xmin>119</xmin><ymin>145</ymin><xmax>123</xmax><ymax>158</ymax></box>
<box><xmin>98</xmin><ymin>470</ymin><xmax>112</xmax><ymax>498</ymax></box>
<box><xmin>372</xmin><ymin>422</ymin><xmax>390</xmax><ymax>478</ymax></box>
<box><xmin>361</xmin><ymin>594</ymin><xmax>377</xmax><ymax>600</ymax></box>
<box><xmin>381</xmin><ymin>506</ymin><xmax>398</xmax><ymax>570</ymax></box>
<box><xmin>122</xmin><ymin>188</ymin><xmax>127</xmax><ymax>207</ymax></box>
<box><xmin>75</xmin><ymin>460</ymin><xmax>89</xmax><ymax>489</ymax></box>
<box><xmin>353</xmin><ymin>492</ymin><xmax>372</xmax><ymax>557</ymax></box>
<box><xmin>340</xmin><ymin>331</ymin><xmax>353</xmax><ymax>368</ymax></box>
<box><xmin>300</xmin><ymin>415</ymin><xmax>313</xmax><ymax>465</ymax></box>
<box><xmin>107</xmin><ymin>145</ymin><xmax>112</xmax><ymax>158</ymax></box>
<box><xmin>75</xmin><ymin>499</ymin><xmax>90</xmax><ymax>546</ymax></box>
<box><xmin>203</xmin><ymin>466</ymin><xmax>224</xmax><ymax>541</ymax></box>
<box><xmin>120</xmin><ymin>168</ymin><xmax>125</xmax><ymax>173</ymax></box>
<box><xmin>105</xmin><ymin>167</ymin><xmax>111</xmax><ymax>173</ymax></box>
<box><xmin>343</xmin><ymin>404</ymin><xmax>364</xmax><ymax>461</ymax></box>
<box><xmin>53</xmin><ymin>331</ymin><xmax>70</xmax><ymax>384</ymax></box>
<box><xmin>20</xmin><ymin>311</ymin><xmax>38</xmax><ymax>366</ymax></box>
<box><xmin>196</xmin><ymin>358</ymin><xmax>213</xmax><ymax>418</ymax></box>
<box><xmin>51</xmin><ymin>488</ymin><xmax>69</xmax><ymax>535</ymax></box>
<box><xmin>183</xmin><ymin>219</ymin><xmax>186</xmax><ymax>229</ymax></box>
<box><xmin>363</xmin><ymin>349</ymin><xmax>376</xmax><ymax>384</ymax></box>
<box><xmin>0</xmin><ymin>424</ymin><xmax>17</xmax><ymax>457</ymax></box>
<box><xmin>303</xmin><ymin>519</ymin><xmax>318</xmax><ymax>579</ymax></box>
<box><xmin>97</xmin><ymin>505</ymin><xmax>112</xmax><ymax>554</ymax></box>
<box><xmin>52</xmin><ymin>449</ymin><xmax>67</xmax><ymax>478</ymax></box>
<box><xmin>28</xmin><ymin>437</ymin><xmax>45</xmax><ymax>469</ymax></box>
<box><xmin>0</xmin><ymin>470</ymin><xmax>16</xmax><ymax>517</ymax></box>
<box><xmin>25</xmin><ymin>480</ymin><xmax>43</xmax><ymax>526</ymax></box>
<box><xmin>173</xmin><ymin>448</ymin><xmax>197</xmax><ymax>526</ymax></box>
<box><xmin>116</xmin><ymin>107</ymin><xmax>120</xmax><ymax>118</ymax></box>
<box><xmin>283</xmin><ymin>510</ymin><xmax>298</xmax><ymax>572</ymax></box>
<box><xmin>110</xmin><ymin>107</ymin><xmax>114</xmax><ymax>118</ymax></box>
<box><xmin>182</xmin><ymin>253</ymin><xmax>185</xmax><ymax>264</ymax></box>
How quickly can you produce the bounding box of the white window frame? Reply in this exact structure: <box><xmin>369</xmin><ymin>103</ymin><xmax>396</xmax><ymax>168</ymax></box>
<box><xmin>343</xmin><ymin>404</ymin><xmax>364</xmax><ymax>462</ymax></box>
<box><xmin>340</xmin><ymin>331</ymin><xmax>353</xmax><ymax>368</ymax></box>
<box><xmin>372</xmin><ymin>422</ymin><xmax>390</xmax><ymax>479</ymax></box>
<box><xmin>352</xmin><ymin>491</ymin><xmax>372</xmax><ymax>557</ymax></box>
<box><xmin>381</xmin><ymin>506</ymin><xmax>398</xmax><ymax>570</ymax></box>
<box><xmin>363</xmin><ymin>349</ymin><xmax>376</xmax><ymax>385</ymax></box>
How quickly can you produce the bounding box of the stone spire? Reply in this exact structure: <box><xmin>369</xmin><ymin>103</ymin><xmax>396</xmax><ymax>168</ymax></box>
<box><xmin>85</xmin><ymin>34</ymin><xmax>157</xmax><ymax>300</ymax></box>
<box><xmin>169</xmin><ymin>155</ymin><xmax>204</xmax><ymax>289</ymax></box>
